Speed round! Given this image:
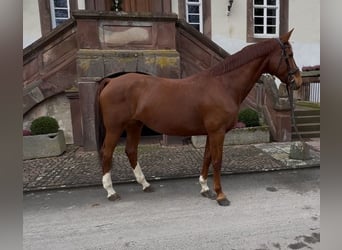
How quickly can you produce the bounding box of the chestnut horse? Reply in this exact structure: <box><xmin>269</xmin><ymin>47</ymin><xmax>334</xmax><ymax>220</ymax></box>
<box><xmin>94</xmin><ymin>30</ymin><xmax>302</xmax><ymax>206</ymax></box>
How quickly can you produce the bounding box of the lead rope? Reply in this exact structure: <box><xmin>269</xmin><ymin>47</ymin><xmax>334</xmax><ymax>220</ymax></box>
<box><xmin>286</xmin><ymin>84</ymin><xmax>304</xmax><ymax>142</ymax></box>
<box><xmin>276</xmin><ymin>38</ymin><xmax>304</xmax><ymax>143</ymax></box>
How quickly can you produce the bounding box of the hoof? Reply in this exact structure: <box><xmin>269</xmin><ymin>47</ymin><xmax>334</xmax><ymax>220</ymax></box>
<box><xmin>108</xmin><ymin>193</ymin><xmax>120</xmax><ymax>201</ymax></box>
<box><xmin>143</xmin><ymin>185</ymin><xmax>154</xmax><ymax>193</ymax></box>
<box><xmin>217</xmin><ymin>198</ymin><xmax>231</xmax><ymax>206</ymax></box>
<box><xmin>201</xmin><ymin>190</ymin><xmax>217</xmax><ymax>200</ymax></box>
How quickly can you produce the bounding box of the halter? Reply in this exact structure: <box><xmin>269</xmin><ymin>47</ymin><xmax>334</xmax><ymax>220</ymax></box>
<box><xmin>276</xmin><ymin>38</ymin><xmax>302</xmax><ymax>141</ymax></box>
<box><xmin>275</xmin><ymin>38</ymin><xmax>300</xmax><ymax>89</ymax></box>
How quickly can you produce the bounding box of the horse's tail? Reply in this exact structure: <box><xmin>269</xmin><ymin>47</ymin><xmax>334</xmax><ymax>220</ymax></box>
<box><xmin>94</xmin><ymin>78</ymin><xmax>111</xmax><ymax>156</ymax></box>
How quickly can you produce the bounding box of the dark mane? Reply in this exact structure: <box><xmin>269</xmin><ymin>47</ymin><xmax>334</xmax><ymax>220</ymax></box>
<box><xmin>209</xmin><ymin>38</ymin><xmax>278</xmax><ymax>76</ymax></box>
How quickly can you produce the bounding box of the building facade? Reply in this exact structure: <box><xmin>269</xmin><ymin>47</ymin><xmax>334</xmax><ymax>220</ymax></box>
<box><xmin>23</xmin><ymin>0</ymin><xmax>320</xmax><ymax>145</ymax></box>
<box><xmin>24</xmin><ymin>0</ymin><xmax>320</xmax><ymax>69</ymax></box>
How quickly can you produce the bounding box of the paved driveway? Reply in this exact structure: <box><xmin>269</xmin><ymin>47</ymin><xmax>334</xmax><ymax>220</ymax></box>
<box><xmin>23</xmin><ymin>168</ymin><xmax>320</xmax><ymax>250</ymax></box>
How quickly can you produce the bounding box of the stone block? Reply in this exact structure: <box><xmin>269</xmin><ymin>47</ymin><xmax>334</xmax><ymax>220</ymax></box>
<box><xmin>192</xmin><ymin>126</ymin><xmax>270</xmax><ymax>148</ymax></box>
<box><xmin>23</xmin><ymin>130</ymin><xmax>66</xmax><ymax>160</ymax></box>
<box><xmin>99</xmin><ymin>25</ymin><xmax>153</xmax><ymax>46</ymax></box>
<box><xmin>77</xmin><ymin>52</ymin><xmax>104</xmax><ymax>78</ymax></box>
<box><xmin>278</xmin><ymin>83</ymin><xmax>288</xmax><ymax>97</ymax></box>
<box><xmin>289</xmin><ymin>141</ymin><xmax>311</xmax><ymax>160</ymax></box>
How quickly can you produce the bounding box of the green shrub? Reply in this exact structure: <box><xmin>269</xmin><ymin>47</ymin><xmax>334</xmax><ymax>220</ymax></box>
<box><xmin>238</xmin><ymin>108</ymin><xmax>260</xmax><ymax>127</ymax></box>
<box><xmin>30</xmin><ymin>116</ymin><xmax>59</xmax><ymax>135</ymax></box>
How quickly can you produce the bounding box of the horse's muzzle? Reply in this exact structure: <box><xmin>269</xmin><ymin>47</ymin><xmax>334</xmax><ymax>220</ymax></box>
<box><xmin>289</xmin><ymin>75</ymin><xmax>302</xmax><ymax>90</ymax></box>
<box><xmin>292</xmin><ymin>82</ymin><xmax>301</xmax><ymax>90</ymax></box>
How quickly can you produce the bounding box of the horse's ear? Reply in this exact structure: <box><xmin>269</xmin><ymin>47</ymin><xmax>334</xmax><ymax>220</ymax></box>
<box><xmin>280</xmin><ymin>28</ymin><xmax>294</xmax><ymax>42</ymax></box>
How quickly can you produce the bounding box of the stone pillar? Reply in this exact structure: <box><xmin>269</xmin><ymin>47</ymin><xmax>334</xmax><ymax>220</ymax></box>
<box><xmin>65</xmin><ymin>88</ymin><xmax>83</xmax><ymax>146</ymax></box>
<box><xmin>79</xmin><ymin>81</ymin><xmax>97</xmax><ymax>150</ymax></box>
<box><xmin>261</xmin><ymin>75</ymin><xmax>292</xmax><ymax>142</ymax></box>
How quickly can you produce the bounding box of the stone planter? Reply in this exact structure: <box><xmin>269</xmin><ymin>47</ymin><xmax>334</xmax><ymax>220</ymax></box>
<box><xmin>191</xmin><ymin>126</ymin><xmax>270</xmax><ymax>148</ymax></box>
<box><xmin>23</xmin><ymin>130</ymin><xmax>66</xmax><ymax>160</ymax></box>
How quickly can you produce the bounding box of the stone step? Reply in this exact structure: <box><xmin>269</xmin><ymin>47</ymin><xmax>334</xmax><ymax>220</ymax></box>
<box><xmin>292</xmin><ymin>131</ymin><xmax>320</xmax><ymax>139</ymax></box>
<box><xmin>292</xmin><ymin>106</ymin><xmax>320</xmax><ymax>139</ymax></box>
<box><xmin>294</xmin><ymin>115</ymin><xmax>320</xmax><ymax>124</ymax></box>
<box><xmin>292</xmin><ymin>123</ymin><xmax>320</xmax><ymax>132</ymax></box>
<box><xmin>294</xmin><ymin>109</ymin><xmax>320</xmax><ymax>117</ymax></box>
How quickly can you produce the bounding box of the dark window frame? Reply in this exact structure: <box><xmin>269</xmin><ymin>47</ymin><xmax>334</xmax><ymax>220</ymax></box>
<box><xmin>185</xmin><ymin>0</ymin><xmax>203</xmax><ymax>32</ymax></box>
<box><xmin>39</xmin><ymin>0</ymin><xmax>78</xmax><ymax>36</ymax></box>
<box><xmin>178</xmin><ymin>0</ymin><xmax>211</xmax><ymax>38</ymax></box>
<box><xmin>50</xmin><ymin>0</ymin><xmax>71</xmax><ymax>28</ymax></box>
<box><xmin>247</xmin><ymin>0</ymin><xmax>288</xmax><ymax>42</ymax></box>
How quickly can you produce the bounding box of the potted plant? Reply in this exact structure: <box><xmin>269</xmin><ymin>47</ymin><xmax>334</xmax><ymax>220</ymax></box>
<box><xmin>23</xmin><ymin>116</ymin><xmax>66</xmax><ymax>160</ymax></box>
<box><xmin>191</xmin><ymin>108</ymin><xmax>270</xmax><ymax>148</ymax></box>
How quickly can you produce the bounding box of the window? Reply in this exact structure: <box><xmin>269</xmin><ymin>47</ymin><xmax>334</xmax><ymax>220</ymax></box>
<box><xmin>50</xmin><ymin>0</ymin><xmax>71</xmax><ymax>28</ymax></box>
<box><xmin>247</xmin><ymin>0</ymin><xmax>288</xmax><ymax>42</ymax></box>
<box><xmin>253</xmin><ymin>0</ymin><xmax>279</xmax><ymax>38</ymax></box>
<box><xmin>186</xmin><ymin>0</ymin><xmax>203</xmax><ymax>32</ymax></box>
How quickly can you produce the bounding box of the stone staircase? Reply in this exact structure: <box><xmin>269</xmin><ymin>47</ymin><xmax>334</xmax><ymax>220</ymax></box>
<box><xmin>292</xmin><ymin>105</ymin><xmax>320</xmax><ymax>139</ymax></box>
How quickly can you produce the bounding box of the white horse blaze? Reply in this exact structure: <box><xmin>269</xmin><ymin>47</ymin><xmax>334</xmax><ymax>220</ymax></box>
<box><xmin>133</xmin><ymin>162</ymin><xmax>150</xmax><ymax>190</ymax></box>
<box><xmin>199</xmin><ymin>175</ymin><xmax>209</xmax><ymax>193</ymax></box>
<box><xmin>102</xmin><ymin>172</ymin><xmax>116</xmax><ymax>198</ymax></box>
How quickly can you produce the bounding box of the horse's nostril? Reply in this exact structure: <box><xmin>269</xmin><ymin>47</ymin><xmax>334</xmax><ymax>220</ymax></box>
<box><xmin>292</xmin><ymin>81</ymin><xmax>301</xmax><ymax>90</ymax></box>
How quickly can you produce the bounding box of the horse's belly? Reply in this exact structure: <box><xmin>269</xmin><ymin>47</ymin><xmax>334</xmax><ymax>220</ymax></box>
<box><xmin>160</xmin><ymin>123</ymin><xmax>206</xmax><ymax>136</ymax></box>
<box><xmin>149</xmin><ymin>123</ymin><xmax>206</xmax><ymax>136</ymax></box>
<box><xmin>133</xmin><ymin>85</ymin><xmax>206</xmax><ymax>135</ymax></box>
<box><xmin>137</xmin><ymin>112</ymin><xmax>206</xmax><ymax>136</ymax></box>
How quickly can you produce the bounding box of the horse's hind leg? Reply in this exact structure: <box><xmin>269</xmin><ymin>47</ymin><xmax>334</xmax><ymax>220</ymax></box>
<box><xmin>208</xmin><ymin>130</ymin><xmax>230</xmax><ymax>206</ymax></box>
<box><xmin>125</xmin><ymin>121</ymin><xmax>153</xmax><ymax>192</ymax></box>
<box><xmin>101</xmin><ymin>130</ymin><xmax>122</xmax><ymax>201</ymax></box>
<box><xmin>199</xmin><ymin>137</ymin><xmax>216</xmax><ymax>200</ymax></box>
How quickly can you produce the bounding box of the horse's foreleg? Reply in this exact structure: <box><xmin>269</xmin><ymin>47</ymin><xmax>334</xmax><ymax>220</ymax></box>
<box><xmin>199</xmin><ymin>137</ymin><xmax>216</xmax><ymax>200</ymax></box>
<box><xmin>102</xmin><ymin>132</ymin><xmax>121</xmax><ymax>201</ymax></box>
<box><xmin>125</xmin><ymin>121</ymin><xmax>153</xmax><ymax>192</ymax></box>
<box><xmin>208</xmin><ymin>131</ymin><xmax>230</xmax><ymax>206</ymax></box>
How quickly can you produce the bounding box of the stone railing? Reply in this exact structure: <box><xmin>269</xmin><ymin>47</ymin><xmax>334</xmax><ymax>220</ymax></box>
<box><xmin>244</xmin><ymin>75</ymin><xmax>292</xmax><ymax>142</ymax></box>
<box><xmin>298</xmin><ymin>66</ymin><xmax>320</xmax><ymax>103</ymax></box>
<box><xmin>23</xmin><ymin>19</ymin><xmax>78</xmax><ymax>115</ymax></box>
<box><xmin>175</xmin><ymin>19</ymin><xmax>229</xmax><ymax>77</ymax></box>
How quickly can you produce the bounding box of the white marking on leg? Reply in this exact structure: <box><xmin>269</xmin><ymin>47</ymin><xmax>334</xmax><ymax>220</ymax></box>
<box><xmin>133</xmin><ymin>162</ymin><xmax>150</xmax><ymax>190</ymax></box>
<box><xmin>102</xmin><ymin>172</ymin><xmax>116</xmax><ymax>198</ymax></box>
<box><xmin>199</xmin><ymin>175</ymin><xmax>209</xmax><ymax>193</ymax></box>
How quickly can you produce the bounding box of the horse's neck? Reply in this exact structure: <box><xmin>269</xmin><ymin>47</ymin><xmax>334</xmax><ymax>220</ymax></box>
<box><xmin>220</xmin><ymin>56</ymin><xmax>268</xmax><ymax>104</ymax></box>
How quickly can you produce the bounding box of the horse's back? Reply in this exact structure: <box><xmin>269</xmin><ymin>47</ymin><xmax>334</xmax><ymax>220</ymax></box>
<box><xmin>100</xmin><ymin>72</ymin><xmax>194</xmax><ymax>106</ymax></box>
<box><xmin>99</xmin><ymin>73</ymin><xmax>169</xmax><ymax>118</ymax></box>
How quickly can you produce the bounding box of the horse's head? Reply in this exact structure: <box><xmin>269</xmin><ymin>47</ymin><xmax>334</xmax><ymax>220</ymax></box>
<box><xmin>268</xmin><ymin>29</ymin><xmax>302</xmax><ymax>90</ymax></box>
